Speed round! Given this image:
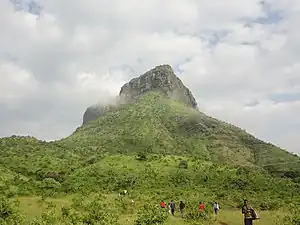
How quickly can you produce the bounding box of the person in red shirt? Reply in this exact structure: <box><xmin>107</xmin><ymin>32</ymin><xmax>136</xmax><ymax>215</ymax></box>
<box><xmin>199</xmin><ymin>202</ymin><xmax>205</xmax><ymax>211</ymax></box>
<box><xmin>160</xmin><ymin>200</ymin><xmax>166</xmax><ymax>208</ymax></box>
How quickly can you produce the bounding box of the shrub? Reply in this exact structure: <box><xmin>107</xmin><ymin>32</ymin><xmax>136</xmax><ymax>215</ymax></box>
<box><xmin>0</xmin><ymin>197</ymin><xmax>23</xmax><ymax>224</ymax></box>
<box><xmin>41</xmin><ymin>178</ymin><xmax>61</xmax><ymax>190</ymax></box>
<box><xmin>134</xmin><ymin>204</ymin><xmax>168</xmax><ymax>225</ymax></box>
<box><xmin>259</xmin><ymin>198</ymin><xmax>280</xmax><ymax>211</ymax></box>
<box><xmin>184</xmin><ymin>200</ymin><xmax>212</xmax><ymax>225</ymax></box>
<box><xmin>170</xmin><ymin>170</ymin><xmax>191</xmax><ymax>187</ymax></box>
<box><xmin>29</xmin><ymin>210</ymin><xmax>59</xmax><ymax>225</ymax></box>
<box><xmin>281</xmin><ymin>203</ymin><xmax>300</xmax><ymax>225</ymax></box>
<box><xmin>82</xmin><ymin>201</ymin><xmax>119</xmax><ymax>225</ymax></box>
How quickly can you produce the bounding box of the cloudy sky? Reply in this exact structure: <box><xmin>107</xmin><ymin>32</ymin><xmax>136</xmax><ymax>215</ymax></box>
<box><xmin>1</xmin><ymin>0</ymin><xmax>299</xmax><ymax>154</ymax></box>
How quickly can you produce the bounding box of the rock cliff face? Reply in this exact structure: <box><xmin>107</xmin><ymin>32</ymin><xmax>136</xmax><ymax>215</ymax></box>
<box><xmin>82</xmin><ymin>64</ymin><xmax>198</xmax><ymax>125</ymax></box>
<box><xmin>82</xmin><ymin>105</ymin><xmax>107</xmax><ymax>125</ymax></box>
<box><xmin>119</xmin><ymin>65</ymin><xmax>197</xmax><ymax>108</ymax></box>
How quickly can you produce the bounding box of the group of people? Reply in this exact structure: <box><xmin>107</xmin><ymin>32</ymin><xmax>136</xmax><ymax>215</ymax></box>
<box><xmin>159</xmin><ymin>199</ymin><xmax>259</xmax><ymax>225</ymax></box>
<box><xmin>120</xmin><ymin>191</ymin><xmax>257</xmax><ymax>225</ymax></box>
<box><xmin>159</xmin><ymin>200</ymin><xmax>220</xmax><ymax>217</ymax></box>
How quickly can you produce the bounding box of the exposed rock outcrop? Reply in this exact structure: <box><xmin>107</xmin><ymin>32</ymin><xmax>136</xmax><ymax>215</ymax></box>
<box><xmin>82</xmin><ymin>64</ymin><xmax>198</xmax><ymax>125</ymax></box>
<box><xmin>119</xmin><ymin>65</ymin><xmax>197</xmax><ymax>108</ymax></box>
<box><xmin>82</xmin><ymin>105</ymin><xmax>107</xmax><ymax>125</ymax></box>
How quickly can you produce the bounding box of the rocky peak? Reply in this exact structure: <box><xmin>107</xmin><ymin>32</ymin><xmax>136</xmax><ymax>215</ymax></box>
<box><xmin>119</xmin><ymin>64</ymin><xmax>197</xmax><ymax>108</ymax></box>
<box><xmin>82</xmin><ymin>64</ymin><xmax>198</xmax><ymax>125</ymax></box>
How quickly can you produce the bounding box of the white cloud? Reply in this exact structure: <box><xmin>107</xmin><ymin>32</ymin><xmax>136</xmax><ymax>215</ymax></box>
<box><xmin>0</xmin><ymin>0</ymin><xmax>300</xmax><ymax>153</ymax></box>
<box><xmin>0</xmin><ymin>62</ymin><xmax>39</xmax><ymax>103</ymax></box>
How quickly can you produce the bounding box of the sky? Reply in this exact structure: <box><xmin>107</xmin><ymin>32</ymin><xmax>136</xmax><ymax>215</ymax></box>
<box><xmin>0</xmin><ymin>0</ymin><xmax>300</xmax><ymax>154</ymax></box>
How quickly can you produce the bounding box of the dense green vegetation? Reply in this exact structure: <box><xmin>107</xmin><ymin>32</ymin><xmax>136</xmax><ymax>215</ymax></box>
<box><xmin>1</xmin><ymin>92</ymin><xmax>300</xmax><ymax>224</ymax></box>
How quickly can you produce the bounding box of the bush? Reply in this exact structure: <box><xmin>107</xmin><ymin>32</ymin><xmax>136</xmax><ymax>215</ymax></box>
<box><xmin>0</xmin><ymin>196</ymin><xmax>23</xmax><ymax>224</ymax></box>
<box><xmin>81</xmin><ymin>200</ymin><xmax>119</xmax><ymax>225</ymax></box>
<box><xmin>281</xmin><ymin>203</ymin><xmax>300</xmax><ymax>225</ymax></box>
<box><xmin>259</xmin><ymin>198</ymin><xmax>280</xmax><ymax>211</ymax></box>
<box><xmin>170</xmin><ymin>170</ymin><xmax>191</xmax><ymax>187</ymax></box>
<box><xmin>134</xmin><ymin>204</ymin><xmax>168</xmax><ymax>225</ymax></box>
<box><xmin>41</xmin><ymin>178</ymin><xmax>61</xmax><ymax>190</ymax></box>
<box><xmin>184</xmin><ymin>201</ymin><xmax>212</xmax><ymax>225</ymax></box>
<box><xmin>29</xmin><ymin>210</ymin><xmax>59</xmax><ymax>225</ymax></box>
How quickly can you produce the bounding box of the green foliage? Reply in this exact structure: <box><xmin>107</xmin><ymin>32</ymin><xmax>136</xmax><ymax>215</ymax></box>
<box><xmin>29</xmin><ymin>197</ymin><xmax>119</xmax><ymax>225</ymax></box>
<box><xmin>81</xmin><ymin>201</ymin><xmax>119</xmax><ymax>225</ymax></box>
<box><xmin>0</xmin><ymin>197</ymin><xmax>23</xmax><ymax>224</ymax></box>
<box><xmin>134</xmin><ymin>204</ymin><xmax>168</xmax><ymax>225</ymax></box>
<box><xmin>29</xmin><ymin>210</ymin><xmax>58</xmax><ymax>225</ymax></box>
<box><xmin>258</xmin><ymin>198</ymin><xmax>281</xmax><ymax>211</ymax></box>
<box><xmin>41</xmin><ymin>178</ymin><xmax>61</xmax><ymax>190</ymax></box>
<box><xmin>281</xmin><ymin>203</ymin><xmax>300</xmax><ymax>225</ymax></box>
<box><xmin>184</xmin><ymin>200</ymin><xmax>212</xmax><ymax>225</ymax></box>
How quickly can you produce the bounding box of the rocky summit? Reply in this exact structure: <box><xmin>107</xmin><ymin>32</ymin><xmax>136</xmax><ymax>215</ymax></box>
<box><xmin>82</xmin><ymin>64</ymin><xmax>197</xmax><ymax>125</ymax></box>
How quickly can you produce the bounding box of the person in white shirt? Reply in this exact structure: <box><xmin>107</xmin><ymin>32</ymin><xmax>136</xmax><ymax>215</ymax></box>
<box><xmin>213</xmin><ymin>202</ymin><xmax>220</xmax><ymax>215</ymax></box>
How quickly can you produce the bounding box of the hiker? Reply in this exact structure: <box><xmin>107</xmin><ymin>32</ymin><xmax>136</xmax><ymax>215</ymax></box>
<box><xmin>199</xmin><ymin>201</ymin><xmax>205</xmax><ymax>211</ymax></box>
<box><xmin>169</xmin><ymin>200</ymin><xmax>176</xmax><ymax>216</ymax></box>
<box><xmin>179</xmin><ymin>201</ymin><xmax>185</xmax><ymax>217</ymax></box>
<box><xmin>242</xmin><ymin>199</ymin><xmax>258</xmax><ymax>225</ymax></box>
<box><xmin>213</xmin><ymin>201</ymin><xmax>220</xmax><ymax>215</ymax></box>
<box><xmin>160</xmin><ymin>200</ymin><xmax>166</xmax><ymax>208</ymax></box>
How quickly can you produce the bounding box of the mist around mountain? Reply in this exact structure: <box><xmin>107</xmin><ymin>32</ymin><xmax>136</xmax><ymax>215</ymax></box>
<box><xmin>0</xmin><ymin>65</ymin><xmax>300</xmax><ymax>224</ymax></box>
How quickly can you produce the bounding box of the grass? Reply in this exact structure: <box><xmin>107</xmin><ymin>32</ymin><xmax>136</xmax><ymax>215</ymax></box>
<box><xmin>16</xmin><ymin>195</ymin><xmax>284</xmax><ymax>225</ymax></box>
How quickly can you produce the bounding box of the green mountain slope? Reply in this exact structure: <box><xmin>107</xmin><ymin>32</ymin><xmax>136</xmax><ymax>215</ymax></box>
<box><xmin>1</xmin><ymin>92</ymin><xmax>299</xmax><ymax>191</ymax></box>
<box><xmin>62</xmin><ymin>92</ymin><xmax>300</xmax><ymax>175</ymax></box>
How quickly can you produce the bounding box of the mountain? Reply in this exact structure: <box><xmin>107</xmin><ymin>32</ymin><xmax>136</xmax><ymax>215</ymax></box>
<box><xmin>0</xmin><ymin>64</ymin><xmax>300</xmax><ymax>224</ymax></box>
<box><xmin>77</xmin><ymin>64</ymin><xmax>300</xmax><ymax>175</ymax></box>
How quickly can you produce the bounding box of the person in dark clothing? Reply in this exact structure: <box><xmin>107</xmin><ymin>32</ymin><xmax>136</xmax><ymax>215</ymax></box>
<box><xmin>179</xmin><ymin>201</ymin><xmax>185</xmax><ymax>217</ymax></box>
<box><xmin>169</xmin><ymin>200</ymin><xmax>175</xmax><ymax>216</ymax></box>
<box><xmin>242</xmin><ymin>200</ymin><xmax>254</xmax><ymax>225</ymax></box>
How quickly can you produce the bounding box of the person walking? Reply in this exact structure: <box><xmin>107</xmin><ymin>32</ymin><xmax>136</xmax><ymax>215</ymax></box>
<box><xmin>242</xmin><ymin>199</ymin><xmax>258</xmax><ymax>225</ymax></box>
<box><xmin>213</xmin><ymin>201</ymin><xmax>220</xmax><ymax>215</ymax></box>
<box><xmin>179</xmin><ymin>201</ymin><xmax>185</xmax><ymax>218</ymax></box>
<box><xmin>160</xmin><ymin>200</ymin><xmax>166</xmax><ymax>209</ymax></box>
<box><xmin>199</xmin><ymin>202</ymin><xmax>205</xmax><ymax>211</ymax></box>
<box><xmin>170</xmin><ymin>200</ymin><xmax>176</xmax><ymax>216</ymax></box>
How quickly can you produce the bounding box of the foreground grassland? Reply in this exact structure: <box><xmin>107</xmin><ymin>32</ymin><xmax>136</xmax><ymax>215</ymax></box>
<box><xmin>0</xmin><ymin>154</ymin><xmax>298</xmax><ymax>224</ymax></box>
<box><xmin>15</xmin><ymin>195</ymin><xmax>285</xmax><ymax>225</ymax></box>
